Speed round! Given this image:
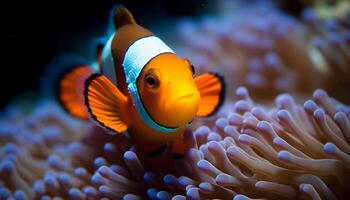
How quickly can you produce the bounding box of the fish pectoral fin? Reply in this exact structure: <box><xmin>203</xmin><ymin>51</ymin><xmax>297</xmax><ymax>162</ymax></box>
<box><xmin>84</xmin><ymin>73</ymin><xmax>129</xmax><ymax>133</ymax></box>
<box><xmin>194</xmin><ymin>72</ymin><xmax>225</xmax><ymax>117</ymax></box>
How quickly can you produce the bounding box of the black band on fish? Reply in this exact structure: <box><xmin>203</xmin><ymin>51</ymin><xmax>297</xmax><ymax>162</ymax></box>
<box><xmin>205</xmin><ymin>72</ymin><xmax>226</xmax><ymax>117</ymax></box>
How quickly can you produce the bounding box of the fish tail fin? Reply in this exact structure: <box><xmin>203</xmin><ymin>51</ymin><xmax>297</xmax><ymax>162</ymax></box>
<box><xmin>113</xmin><ymin>5</ymin><xmax>136</xmax><ymax>28</ymax></box>
<box><xmin>57</xmin><ymin>65</ymin><xmax>94</xmax><ymax>120</ymax></box>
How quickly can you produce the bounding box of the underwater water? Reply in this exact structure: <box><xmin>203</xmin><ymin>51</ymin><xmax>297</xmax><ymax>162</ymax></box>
<box><xmin>2</xmin><ymin>0</ymin><xmax>350</xmax><ymax>199</ymax></box>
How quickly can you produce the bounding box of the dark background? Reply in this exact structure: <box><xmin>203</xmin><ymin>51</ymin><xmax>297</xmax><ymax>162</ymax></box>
<box><xmin>2</xmin><ymin>0</ymin><xmax>306</xmax><ymax>109</ymax></box>
<box><xmin>2</xmin><ymin>0</ymin><xmax>211</xmax><ymax>109</ymax></box>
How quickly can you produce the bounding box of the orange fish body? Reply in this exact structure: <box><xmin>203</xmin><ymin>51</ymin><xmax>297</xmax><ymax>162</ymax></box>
<box><xmin>58</xmin><ymin>5</ymin><xmax>225</xmax><ymax>155</ymax></box>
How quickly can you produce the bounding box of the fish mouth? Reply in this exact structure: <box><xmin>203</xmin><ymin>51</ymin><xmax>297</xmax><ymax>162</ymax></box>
<box><xmin>157</xmin><ymin>92</ymin><xmax>200</xmax><ymax>127</ymax></box>
<box><xmin>176</xmin><ymin>93</ymin><xmax>198</xmax><ymax>100</ymax></box>
<box><xmin>164</xmin><ymin>93</ymin><xmax>199</xmax><ymax>105</ymax></box>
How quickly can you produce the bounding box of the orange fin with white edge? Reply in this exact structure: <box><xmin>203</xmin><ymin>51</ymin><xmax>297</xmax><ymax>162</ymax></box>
<box><xmin>58</xmin><ymin>65</ymin><xmax>94</xmax><ymax>120</ymax></box>
<box><xmin>84</xmin><ymin>73</ymin><xmax>129</xmax><ymax>133</ymax></box>
<box><xmin>194</xmin><ymin>72</ymin><xmax>225</xmax><ymax>117</ymax></box>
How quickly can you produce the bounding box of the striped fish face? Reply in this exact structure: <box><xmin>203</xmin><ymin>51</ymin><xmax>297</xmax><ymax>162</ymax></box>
<box><xmin>137</xmin><ymin>53</ymin><xmax>200</xmax><ymax>129</ymax></box>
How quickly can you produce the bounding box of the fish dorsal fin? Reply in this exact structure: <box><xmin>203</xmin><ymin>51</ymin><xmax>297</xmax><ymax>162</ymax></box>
<box><xmin>113</xmin><ymin>5</ymin><xmax>136</xmax><ymax>29</ymax></box>
<box><xmin>194</xmin><ymin>72</ymin><xmax>225</xmax><ymax>117</ymax></box>
<box><xmin>84</xmin><ymin>74</ymin><xmax>129</xmax><ymax>133</ymax></box>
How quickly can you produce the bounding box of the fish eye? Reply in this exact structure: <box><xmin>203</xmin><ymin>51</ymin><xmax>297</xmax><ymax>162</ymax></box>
<box><xmin>145</xmin><ymin>71</ymin><xmax>160</xmax><ymax>89</ymax></box>
<box><xmin>146</xmin><ymin>76</ymin><xmax>155</xmax><ymax>86</ymax></box>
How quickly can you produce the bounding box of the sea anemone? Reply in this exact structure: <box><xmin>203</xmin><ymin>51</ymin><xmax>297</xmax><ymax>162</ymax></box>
<box><xmin>0</xmin><ymin>102</ymin><xmax>95</xmax><ymax>199</ymax></box>
<box><xmin>173</xmin><ymin>2</ymin><xmax>320</xmax><ymax>100</ymax></box>
<box><xmin>172</xmin><ymin>1</ymin><xmax>350</xmax><ymax>102</ymax></box>
<box><xmin>301</xmin><ymin>6</ymin><xmax>350</xmax><ymax>103</ymax></box>
<box><xmin>1</xmin><ymin>87</ymin><xmax>349</xmax><ymax>199</ymax></box>
<box><xmin>2</xmin><ymin>1</ymin><xmax>350</xmax><ymax>199</ymax></box>
<box><xmin>175</xmin><ymin>87</ymin><xmax>350</xmax><ymax>199</ymax></box>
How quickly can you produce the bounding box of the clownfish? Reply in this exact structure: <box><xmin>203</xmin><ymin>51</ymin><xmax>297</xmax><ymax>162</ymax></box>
<box><xmin>58</xmin><ymin>5</ymin><xmax>225</xmax><ymax>156</ymax></box>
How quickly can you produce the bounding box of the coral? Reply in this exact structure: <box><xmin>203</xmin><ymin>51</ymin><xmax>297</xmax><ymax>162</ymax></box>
<box><xmin>1</xmin><ymin>87</ymin><xmax>349</xmax><ymax>199</ymax></box>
